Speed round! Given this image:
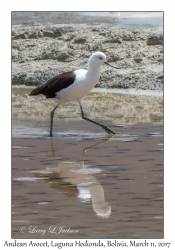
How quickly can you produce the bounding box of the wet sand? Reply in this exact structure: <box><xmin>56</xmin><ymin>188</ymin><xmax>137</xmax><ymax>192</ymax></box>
<box><xmin>12</xmin><ymin>87</ymin><xmax>163</xmax><ymax>126</ymax></box>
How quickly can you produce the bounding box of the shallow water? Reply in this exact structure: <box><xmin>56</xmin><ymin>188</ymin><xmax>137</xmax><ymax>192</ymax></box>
<box><xmin>12</xmin><ymin>124</ymin><xmax>163</xmax><ymax>239</ymax></box>
<box><xmin>12</xmin><ymin>88</ymin><xmax>163</xmax><ymax>239</ymax></box>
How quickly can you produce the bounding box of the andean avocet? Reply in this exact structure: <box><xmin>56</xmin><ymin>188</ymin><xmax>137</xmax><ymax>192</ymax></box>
<box><xmin>29</xmin><ymin>52</ymin><xmax>121</xmax><ymax>136</ymax></box>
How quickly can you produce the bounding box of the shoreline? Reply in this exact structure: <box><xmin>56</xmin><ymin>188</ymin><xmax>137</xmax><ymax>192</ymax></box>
<box><xmin>91</xmin><ymin>88</ymin><xmax>163</xmax><ymax>97</ymax></box>
<box><xmin>12</xmin><ymin>85</ymin><xmax>163</xmax><ymax>97</ymax></box>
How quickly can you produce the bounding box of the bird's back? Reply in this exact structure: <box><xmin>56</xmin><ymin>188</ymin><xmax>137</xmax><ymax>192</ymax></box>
<box><xmin>29</xmin><ymin>71</ymin><xmax>76</xmax><ymax>98</ymax></box>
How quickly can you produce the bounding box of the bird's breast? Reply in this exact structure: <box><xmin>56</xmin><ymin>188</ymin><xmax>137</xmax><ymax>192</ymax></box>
<box><xmin>55</xmin><ymin>69</ymin><xmax>100</xmax><ymax>102</ymax></box>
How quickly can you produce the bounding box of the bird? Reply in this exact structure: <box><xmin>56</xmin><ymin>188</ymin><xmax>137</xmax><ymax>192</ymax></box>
<box><xmin>29</xmin><ymin>51</ymin><xmax>121</xmax><ymax>137</ymax></box>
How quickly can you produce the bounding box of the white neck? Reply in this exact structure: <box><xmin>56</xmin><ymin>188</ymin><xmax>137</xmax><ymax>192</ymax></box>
<box><xmin>87</xmin><ymin>64</ymin><xmax>101</xmax><ymax>81</ymax></box>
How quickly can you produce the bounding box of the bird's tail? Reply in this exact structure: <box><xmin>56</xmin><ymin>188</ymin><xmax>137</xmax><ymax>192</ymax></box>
<box><xmin>29</xmin><ymin>84</ymin><xmax>46</xmax><ymax>96</ymax></box>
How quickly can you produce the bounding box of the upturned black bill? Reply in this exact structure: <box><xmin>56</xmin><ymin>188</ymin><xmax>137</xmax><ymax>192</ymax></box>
<box><xmin>105</xmin><ymin>61</ymin><xmax>121</xmax><ymax>69</ymax></box>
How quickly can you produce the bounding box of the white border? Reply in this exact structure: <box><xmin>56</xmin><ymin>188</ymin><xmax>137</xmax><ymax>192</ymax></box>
<box><xmin>1</xmin><ymin>1</ymin><xmax>175</xmax><ymax>249</ymax></box>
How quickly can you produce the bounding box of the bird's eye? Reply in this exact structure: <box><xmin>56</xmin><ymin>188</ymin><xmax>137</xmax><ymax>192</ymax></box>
<box><xmin>99</xmin><ymin>57</ymin><xmax>102</xmax><ymax>60</ymax></box>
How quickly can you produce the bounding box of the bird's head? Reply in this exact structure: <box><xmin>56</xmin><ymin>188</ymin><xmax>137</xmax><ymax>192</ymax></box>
<box><xmin>88</xmin><ymin>52</ymin><xmax>121</xmax><ymax>69</ymax></box>
<box><xmin>88</xmin><ymin>52</ymin><xmax>106</xmax><ymax>67</ymax></box>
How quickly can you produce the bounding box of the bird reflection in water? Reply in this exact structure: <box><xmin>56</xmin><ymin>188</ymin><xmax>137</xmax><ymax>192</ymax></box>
<box><xmin>33</xmin><ymin>135</ymin><xmax>114</xmax><ymax>218</ymax></box>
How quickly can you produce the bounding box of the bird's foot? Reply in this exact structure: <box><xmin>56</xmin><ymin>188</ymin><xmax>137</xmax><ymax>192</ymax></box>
<box><xmin>102</xmin><ymin>125</ymin><xmax>116</xmax><ymax>134</ymax></box>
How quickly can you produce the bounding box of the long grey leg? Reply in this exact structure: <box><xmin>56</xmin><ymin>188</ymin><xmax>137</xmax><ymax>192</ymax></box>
<box><xmin>50</xmin><ymin>105</ymin><xmax>58</xmax><ymax>137</ymax></box>
<box><xmin>78</xmin><ymin>100</ymin><xmax>115</xmax><ymax>134</ymax></box>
